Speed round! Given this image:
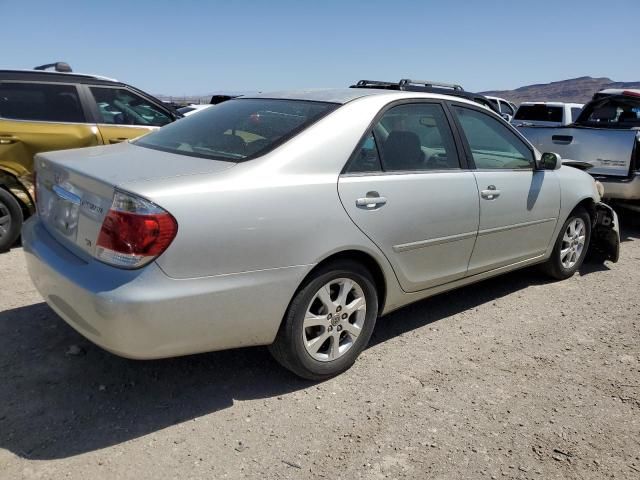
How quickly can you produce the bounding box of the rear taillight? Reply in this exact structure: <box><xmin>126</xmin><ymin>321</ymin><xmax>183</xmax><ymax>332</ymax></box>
<box><xmin>96</xmin><ymin>191</ymin><xmax>177</xmax><ymax>269</ymax></box>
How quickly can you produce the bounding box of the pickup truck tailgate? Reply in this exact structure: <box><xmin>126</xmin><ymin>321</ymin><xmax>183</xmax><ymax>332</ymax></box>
<box><xmin>518</xmin><ymin>126</ymin><xmax>638</xmax><ymax>177</ymax></box>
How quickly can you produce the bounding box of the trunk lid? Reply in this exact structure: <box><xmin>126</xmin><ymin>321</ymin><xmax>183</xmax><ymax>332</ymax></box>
<box><xmin>519</xmin><ymin>125</ymin><xmax>639</xmax><ymax>177</ymax></box>
<box><xmin>35</xmin><ymin>142</ymin><xmax>235</xmax><ymax>258</ymax></box>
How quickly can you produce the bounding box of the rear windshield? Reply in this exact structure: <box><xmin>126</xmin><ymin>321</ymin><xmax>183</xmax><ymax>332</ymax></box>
<box><xmin>514</xmin><ymin>105</ymin><xmax>563</xmax><ymax>122</ymax></box>
<box><xmin>136</xmin><ymin>98</ymin><xmax>338</xmax><ymax>161</ymax></box>
<box><xmin>576</xmin><ymin>96</ymin><xmax>640</xmax><ymax>128</ymax></box>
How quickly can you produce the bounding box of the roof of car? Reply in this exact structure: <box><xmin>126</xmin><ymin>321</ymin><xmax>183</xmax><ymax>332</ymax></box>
<box><xmin>247</xmin><ymin>88</ymin><xmax>480</xmax><ymax>105</ymax></box>
<box><xmin>519</xmin><ymin>102</ymin><xmax>584</xmax><ymax>107</ymax></box>
<box><xmin>0</xmin><ymin>69</ymin><xmax>122</xmax><ymax>86</ymax></box>
<box><xmin>597</xmin><ymin>88</ymin><xmax>640</xmax><ymax>96</ymax></box>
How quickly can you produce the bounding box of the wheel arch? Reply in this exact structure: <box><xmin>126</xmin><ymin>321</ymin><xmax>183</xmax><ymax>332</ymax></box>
<box><xmin>300</xmin><ymin>249</ymin><xmax>388</xmax><ymax>316</ymax></box>
<box><xmin>0</xmin><ymin>168</ymin><xmax>34</xmax><ymax>218</ymax></box>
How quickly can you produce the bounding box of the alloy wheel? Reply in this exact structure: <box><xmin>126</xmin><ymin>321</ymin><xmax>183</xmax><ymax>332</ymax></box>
<box><xmin>560</xmin><ymin>217</ymin><xmax>586</xmax><ymax>269</ymax></box>
<box><xmin>302</xmin><ymin>278</ymin><xmax>367</xmax><ymax>362</ymax></box>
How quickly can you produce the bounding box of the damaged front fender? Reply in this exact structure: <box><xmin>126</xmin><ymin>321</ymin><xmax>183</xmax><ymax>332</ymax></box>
<box><xmin>590</xmin><ymin>202</ymin><xmax>620</xmax><ymax>263</ymax></box>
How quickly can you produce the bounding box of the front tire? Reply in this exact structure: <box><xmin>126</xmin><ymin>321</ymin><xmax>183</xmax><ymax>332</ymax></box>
<box><xmin>542</xmin><ymin>207</ymin><xmax>591</xmax><ymax>280</ymax></box>
<box><xmin>269</xmin><ymin>260</ymin><xmax>378</xmax><ymax>380</ymax></box>
<box><xmin>0</xmin><ymin>189</ymin><xmax>23</xmax><ymax>252</ymax></box>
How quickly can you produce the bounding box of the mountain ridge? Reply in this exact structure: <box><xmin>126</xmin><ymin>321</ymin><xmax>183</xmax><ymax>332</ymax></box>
<box><xmin>481</xmin><ymin>76</ymin><xmax>640</xmax><ymax>105</ymax></box>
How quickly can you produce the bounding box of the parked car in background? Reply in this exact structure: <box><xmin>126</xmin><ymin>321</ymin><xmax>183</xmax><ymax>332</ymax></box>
<box><xmin>177</xmin><ymin>104</ymin><xmax>214</xmax><ymax>116</ymax></box>
<box><xmin>485</xmin><ymin>96</ymin><xmax>517</xmax><ymax>121</ymax></box>
<box><xmin>512</xmin><ymin>102</ymin><xmax>584</xmax><ymax>127</ymax></box>
<box><xmin>0</xmin><ymin>62</ymin><xmax>181</xmax><ymax>250</ymax></box>
<box><xmin>23</xmin><ymin>88</ymin><xmax>619</xmax><ymax>379</ymax></box>
<box><xmin>516</xmin><ymin>89</ymin><xmax>640</xmax><ymax>206</ymax></box>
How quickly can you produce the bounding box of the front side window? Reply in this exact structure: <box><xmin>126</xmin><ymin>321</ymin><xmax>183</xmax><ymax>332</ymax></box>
<box><xmin>0</xmin><ymin>82</ymin><xmax>85</xmax><ymax>123</ymax></box>
<box><xmin>453</xmin><ymin>106</ymin><xmax>534</xmax><ymax>169</ymax></box>
<box><xmin>135</xmin><ymin>98</ymin><xmax>338</xmax><ymax>162</ymax></box>
<box><xmin>363</xmin><ymin>103</ymin><xmax>460</xmax><ymax>172</ymax></box>
<box><xmin>90</xmin><ymin>87</ymin><xmax>172</xmax><ymax>127</ymax></box>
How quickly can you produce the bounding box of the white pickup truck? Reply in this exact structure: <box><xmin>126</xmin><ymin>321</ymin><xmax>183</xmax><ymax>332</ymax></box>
<box><xmin>517</xmin><ymin>89</ymin><xmax>640</xmax><ymax>206</ymax></box>
<box><xmin>512</xmin><ymin>102</ymin><xmax>584</xmax><ymax>127</ymax></box>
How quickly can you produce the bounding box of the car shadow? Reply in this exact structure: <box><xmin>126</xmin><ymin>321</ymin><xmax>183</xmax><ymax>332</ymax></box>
<box><xmin>0</xmin><ymin>263</ymin><xmax>569</xmax><ymax>461</ymax></box>
<box><xmin>618</xmin><ymin>208</ymin><xmax>640</xmax><ymax>242</ymax></box>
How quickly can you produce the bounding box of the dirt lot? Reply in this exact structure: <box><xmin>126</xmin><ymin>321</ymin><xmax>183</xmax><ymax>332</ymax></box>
<box><xmin>1</xmin><ymin>215</ymin><xmax>639</xmax><ymax>480</ymax></box>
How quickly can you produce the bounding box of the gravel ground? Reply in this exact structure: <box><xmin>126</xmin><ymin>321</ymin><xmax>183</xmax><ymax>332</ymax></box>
<box><xmin>1</xmin><ymin>213</ymin><xmax>639</xmax><ymax>480</ymax></box>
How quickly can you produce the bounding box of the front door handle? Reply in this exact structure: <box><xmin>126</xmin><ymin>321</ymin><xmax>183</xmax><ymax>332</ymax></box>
<box><xmin>109</xmin><ymin>137</ymin><xmax>129</xmax><ymax>144</ymax></box>
<box><xmin>480</xmin><ymin>185</ymin><xmax>501</xmax><ymax>200</ymax></box>
<box><xmin>356</xmin><ymin>192</ymin><xmax>387</xmax><ymax>209</ymax></box>
<box><xmin>0</xmin><ymin>136</ymin><xmax>18</xmax><ymax>145</ymax></box>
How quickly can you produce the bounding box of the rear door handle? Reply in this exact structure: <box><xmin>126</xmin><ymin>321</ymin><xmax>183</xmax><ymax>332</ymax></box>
<box><xmin>552</xmin><ymin>135</ymin><xmax>573</xmax><ymax>145</ymax></box>
<box><xmin>480</xmin><ymin>185</ymin><xmax>501</xmax><ymax>200</ymax></box>
<box><xmin>356</xmin><ymin>192</ymin><xmax>387</xmax><ymax>209</ymax></box>
<box><xmin>109</xmin><ymin>137</ymin><xmax>129</xmax><ymax>144</ymax></box>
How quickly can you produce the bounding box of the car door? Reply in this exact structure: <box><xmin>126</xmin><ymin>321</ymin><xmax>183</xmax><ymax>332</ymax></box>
<box><xmin>449</xmin><ymin>103</ymin><xmax>560</xmax><ymax>275</ymax></box>
<box><xmin>338</xmin><ymin>101</ymin><xmax>480</xmax><ymax>293</ymax></box>
<box><xmin>0</xmin><ymin>81</ymin><xmax>100</xmax><ymax>180</ymax></box>
<box><xmin>84</xmin><ymin>85</ymin><xmax>174</xmax><ymax>144</ymax></box>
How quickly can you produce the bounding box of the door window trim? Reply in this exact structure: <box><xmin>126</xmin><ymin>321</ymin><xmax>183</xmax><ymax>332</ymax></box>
<box><xmin>341</xmin><ymin>98</ymin><xmax>471</xmax><ymax>176</ymax></box>
<box><xmin>445</xmin><ymin>100</ymin><xmax>538</xmax><ymax>171</ymax></box>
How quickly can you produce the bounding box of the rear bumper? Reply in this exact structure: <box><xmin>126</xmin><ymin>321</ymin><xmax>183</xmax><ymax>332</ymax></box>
<box><xmin>599</xmin><ymin>173</ymin><xmax>640</xmax><ymax>200</ymax></box>
<box><xmin>22</xmin><ymin>217</ymin><xmax>309</xmax><ymax>359</ymax></box>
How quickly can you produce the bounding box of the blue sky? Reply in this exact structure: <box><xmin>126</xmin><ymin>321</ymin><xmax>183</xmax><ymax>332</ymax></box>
<box><xmin>1</xmin><ymin>0</ymin><xmax>638</xmax><ymax>96</ymax></box>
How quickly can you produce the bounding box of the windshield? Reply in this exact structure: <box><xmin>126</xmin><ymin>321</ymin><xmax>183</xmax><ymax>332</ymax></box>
<box><xmin>136</xmin><ymin>98</ymin><xmax>338</xmax><ymax>161</ymax></box>
<box><xmin>576</xmin><ymin>96</ymin><xmax>640</xmax><ymax>128</ymax></box>
<box><xmin>514</xmin><ymin>105</ymin><xmax>563</xmax><ymax>122</ymax></box>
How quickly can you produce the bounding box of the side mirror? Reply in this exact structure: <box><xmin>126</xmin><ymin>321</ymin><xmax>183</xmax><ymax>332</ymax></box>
<box><xmin>540</xmin><ymin>152</ymin><xmax>562</xmax><ymax>170</ymax></box>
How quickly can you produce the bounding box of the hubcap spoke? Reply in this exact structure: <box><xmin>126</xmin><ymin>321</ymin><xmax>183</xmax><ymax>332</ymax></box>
<box><xmin>0</xmin><ymin>214</ymin><xmax>10</xmax><ymax>226</ymax></box>
<box><xmin>335</xmin><ymin>280</ymin><xmax>353</xmax><ymax>307</ymax></box>
<box><xmin>303</xmin><ymin>312</ymin><xmax>327</xmax><ymax>329</ymax></box>
<box><xmin>342</xmin><ymin>322</ymin><xmax>362</xmax><ymax>339</ymax></box>
<box><xmin>306</xmin><ymin>331</ymin><xmax>330</xmax><ymax>355</ymax></box>
<box><xmin>315</xmin><ymin>285</ymin><xmax>334</xmax><ymax>312</ymax></box>
<box><xmin>345</xmin><ymin>296</ymin><xmax>365</xmax><ymax>315</ymax></box>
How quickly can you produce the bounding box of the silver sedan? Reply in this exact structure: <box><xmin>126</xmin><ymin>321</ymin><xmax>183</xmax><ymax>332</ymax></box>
<box><xmin>22</xmin><ymin>89</ymin><xmax>620</xmax><ymax>379</ymax></box>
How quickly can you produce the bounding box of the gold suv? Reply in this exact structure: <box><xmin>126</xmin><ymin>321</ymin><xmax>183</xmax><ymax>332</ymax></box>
<box><xmin>0</xmin><ymin>62</ymin><xmax>180</xmax><ymax>250</ymax></box>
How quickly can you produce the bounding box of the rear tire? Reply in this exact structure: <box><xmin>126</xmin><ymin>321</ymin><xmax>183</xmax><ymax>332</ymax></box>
<box><xmin>269</xmin><ymin>260</ymin><xmax>378</xmax><ymax>380</ymax></box>
<box><xmin>0</xmin><ymin>189</ymin><xmax>23</xmax><ymax>252</ymax></box>
<box><xmin>542</xmin><ymin>207</ymin><xmax>591</xmax><ymax>280</ymax></box>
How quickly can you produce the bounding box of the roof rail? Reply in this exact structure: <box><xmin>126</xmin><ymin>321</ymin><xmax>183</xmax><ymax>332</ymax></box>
<box><xmin>399</xmin><ymin>79</ymin><xmax>464</xmax><ymax>91</ymax></box>
<box><xmin>33</xmin><ymin>62</ymin><xmax>73</xmax><ymax>73</ymax></box>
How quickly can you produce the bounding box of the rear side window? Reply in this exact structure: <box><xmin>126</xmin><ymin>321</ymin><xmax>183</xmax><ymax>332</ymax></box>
<box><xmin>374</xmin><ymin>103</ymin><xmax>460</xmax><ymax>171</ymax></box>
<box><xmin>136</xmin><ymin>98</ymin><xmax>338</xmax><ymax>162</ymax></box>
<box><xmin>514</xmin><ymin>105</ymin><xmax>563</xmax><ymax>122</ymax></box>
<box><xmin>453</xmin><ymin>106</ymin><xmax>534</xmax><ymax>169</ymax></box>
<box><xmin>578</xmin><ymin>96</ymin><xmax>640</xmax><ymax>127</ymax></box>
<box><xmin>0</xmin><ymin>82</ymin><xmax>85</xmax><ymax>123</ymax></box>
<box><xmin>90</xmin><ymin>87</ymin><xmax>172</xmax><ymax>127</ymax></box>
